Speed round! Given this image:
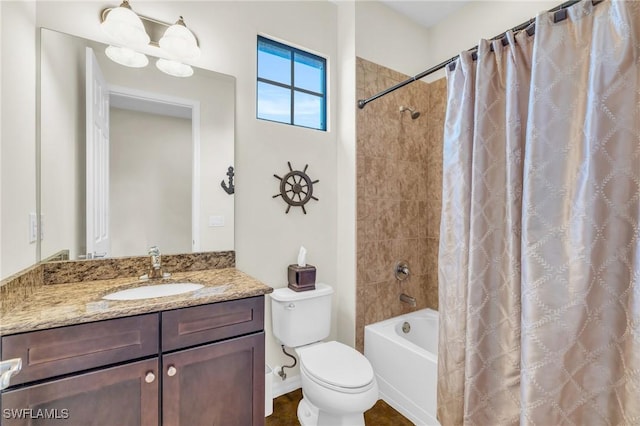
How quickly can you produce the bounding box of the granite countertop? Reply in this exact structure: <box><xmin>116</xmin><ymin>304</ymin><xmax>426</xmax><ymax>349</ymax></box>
<box><xmin>0</xmin><ymin>268</ymin><xmax>273</xmax><ymax>336</ymax></box>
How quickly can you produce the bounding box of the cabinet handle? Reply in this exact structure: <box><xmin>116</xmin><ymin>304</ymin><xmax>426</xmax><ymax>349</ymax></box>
<box><xmin>167</xmin><ymin>366</ymin><xmax>177</xmax><ymax>377</ymax></box>
<box><xmin>145</xmin><ymin>371</ymin><xmax>156</xmax><ymax>383</ymax></box>
<box><xmin>0</xmin><ymin>358</ymin><xmax>22</xmax><ymax>390</ymax></box>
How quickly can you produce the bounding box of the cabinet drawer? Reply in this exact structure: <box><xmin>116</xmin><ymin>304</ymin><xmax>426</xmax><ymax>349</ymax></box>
<box><xmin>1</xmin><ymin>313</ymin><xmax>159</xmax><ymax>386</ymax></box>
<box><xmin>162</xmin><ymin>296</ymin><xmax>264</xmax><ymax>351</ymax></box>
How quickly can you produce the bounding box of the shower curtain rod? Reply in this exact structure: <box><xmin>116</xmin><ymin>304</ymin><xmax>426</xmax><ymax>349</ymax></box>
<box><xmin>357</xmin><ymin>0</ymin><xmax>602</xmax><ymax>109</ymax></box>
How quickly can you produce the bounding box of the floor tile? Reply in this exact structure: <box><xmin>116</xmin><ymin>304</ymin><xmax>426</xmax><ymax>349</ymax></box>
<box><xmin>266</xmin><ymin>389</ymin><xmax>414</xmax><ymax>426</ymax></box>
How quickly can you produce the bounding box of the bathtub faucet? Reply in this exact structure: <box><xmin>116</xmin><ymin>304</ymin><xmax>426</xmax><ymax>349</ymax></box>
<box><xmin>395</xmin><ymin>261</ymin><xmax>410</xmax><ymax>281</ymax></box>
<box><xmin>400</xmin><ymin>293</ymin><xmax>417</xmax><ymax>307</ymax></box>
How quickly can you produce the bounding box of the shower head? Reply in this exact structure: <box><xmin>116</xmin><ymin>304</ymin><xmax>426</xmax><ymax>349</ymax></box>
<box><xmin>399</xmin><ymin>106</ymin><xmax>420</xmax><ymax>119</ymax></box>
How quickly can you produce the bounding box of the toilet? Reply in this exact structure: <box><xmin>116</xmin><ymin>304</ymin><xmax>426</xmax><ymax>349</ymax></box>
<box><xmin>270</xmin><ymin>283</ymin><xmax>378</xmax><ymax>426</ymax></box>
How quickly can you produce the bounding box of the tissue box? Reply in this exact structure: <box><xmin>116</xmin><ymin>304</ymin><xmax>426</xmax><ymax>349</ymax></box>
<box><xmin>288</xmin><ymin>264</ymin><xmax>316</xmax><ymax>291</ymax></box>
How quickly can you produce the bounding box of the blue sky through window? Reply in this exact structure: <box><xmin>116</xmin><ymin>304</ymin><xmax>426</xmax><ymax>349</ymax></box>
<box><xmin>257</xmin><ymin>82</ymin><xmax>290</xmax><ymax>123</ymax></box>
<box><xmin>257</xmin><ymin>36</ymin><xmax>326</xmax><ymax>130</ymax></box>
<box><xmin>258</xmin><ymin>41</ymin><xmax>291</xmax><ymax>85</ymax></box>
<box><xmin>294</xmin><ymin>91</ymin><xmax>323</xmax><ymax>129</ymax></box>
<box><xmin>294</xmin><ymin>52</ymin><xmax>324</xmax><ymax>94</ymax></box>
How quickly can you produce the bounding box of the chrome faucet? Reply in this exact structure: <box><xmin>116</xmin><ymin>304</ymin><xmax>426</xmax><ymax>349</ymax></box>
<box><xmin>140</xmin><ymin>246</ymin><xmax>171</xmax><ymax>280</ymax></box>
<box><xmin>395</xmin><ymin>261</ymin><xmax>410</xmax><ymax>281</ymax></box>
<box><xmin>400</xmin><ymin>293</ymin><xmax>417</xmax><ymax>307</ymax></box>
<box><xmin>149</xmin><ymin>246</ymin><xmax>161</xmax><ymax>271</ymax></box>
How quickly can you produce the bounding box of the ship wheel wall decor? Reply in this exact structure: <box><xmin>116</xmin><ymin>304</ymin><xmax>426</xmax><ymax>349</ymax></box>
<box><xmin>273</xmin><ymin>162</ymin><xmax>319</xmax><ymax>214</ymax></box>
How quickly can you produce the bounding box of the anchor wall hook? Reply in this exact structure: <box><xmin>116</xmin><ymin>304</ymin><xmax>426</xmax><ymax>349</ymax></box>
<box><xmin>221</xmin><ymin>166</ymin><xmax>234</xmax><ymax>195</ymax></box>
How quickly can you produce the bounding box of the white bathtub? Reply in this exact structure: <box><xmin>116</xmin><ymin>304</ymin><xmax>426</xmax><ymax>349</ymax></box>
<box><xmin>364</xmin><ymin>309</ymin><xmax>439</xmax><ymax>426</ymax></box>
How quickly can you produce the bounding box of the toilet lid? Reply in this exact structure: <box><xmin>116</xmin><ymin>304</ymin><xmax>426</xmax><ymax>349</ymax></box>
<box><xmin>299</xmin><ymin>341</ymin><xmax>374</xmax><ymax>389</ymax></box>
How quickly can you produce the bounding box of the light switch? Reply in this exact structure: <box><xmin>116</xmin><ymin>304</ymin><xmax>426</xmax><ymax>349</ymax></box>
<box><xmin>208</xmin><ymin>215</ymin><xmax>225</xmax><ymax>227</ymax></box>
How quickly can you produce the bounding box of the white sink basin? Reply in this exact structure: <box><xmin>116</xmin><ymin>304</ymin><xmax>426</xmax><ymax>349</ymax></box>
<box><xmin>103</xmin><ymin>283</ymin><xmax>205</xmax><ymax>301</ymax></box>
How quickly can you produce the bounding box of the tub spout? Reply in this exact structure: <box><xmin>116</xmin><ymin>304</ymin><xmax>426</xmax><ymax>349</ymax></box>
<box><xmin>400</xmin><ymin>293</ymin><xmax>416</xmax><ymax>307</ymax></box>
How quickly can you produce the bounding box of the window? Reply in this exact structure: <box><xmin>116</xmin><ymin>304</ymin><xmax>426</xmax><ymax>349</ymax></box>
<box><xmin>257</xmin><ymin>36</ymin><xmax>327</xmax><ymax>131</ymax></box>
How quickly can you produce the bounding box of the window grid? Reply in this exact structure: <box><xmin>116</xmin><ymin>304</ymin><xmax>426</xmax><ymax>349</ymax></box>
<box><xmin>257</xmin><ymin>36</ymin><xmax>326</xmax><ymax>131</ymax></box>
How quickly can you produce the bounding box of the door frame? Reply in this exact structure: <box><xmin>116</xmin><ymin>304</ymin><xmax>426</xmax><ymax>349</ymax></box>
<box><xmin>108</xmin><ymin>85</ymin><xmax>201</xmax><ymax>252</ymax></box>
<box><xmin>86</xmin><ymin>47</ymin><xmax>111</xmax><ymax>258</ymax></box>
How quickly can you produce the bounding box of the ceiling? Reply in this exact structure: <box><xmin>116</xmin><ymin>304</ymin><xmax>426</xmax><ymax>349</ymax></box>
<box><xmin>379</xmin><ymin>0</ymin><xmax>470</xmax><ymax>29</ymax></box>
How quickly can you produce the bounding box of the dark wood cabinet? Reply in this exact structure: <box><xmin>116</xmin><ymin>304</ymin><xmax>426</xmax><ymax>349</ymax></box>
<box><xmin>1</xmin><ymin>314</ymin><xmax>159</xmax><ymax>386</ymax></box>
<box><xmin>1</xmin><ymin>358</ymin><xmax>159</xmax><ymax>426</ymax></box>
<box><xmin>162</xmin><ymin>297</ymin><xmax>264</xmax><ymax>352</ymax></box>
<box><xmin>1</xmin><ymin>297</ymin><xmax>265</xmax><ymax>426</ymax></box>
<box><xmin>163</xmin><ymin>332</ymin><xmax>265</xmax><ymax>426</ymax></box>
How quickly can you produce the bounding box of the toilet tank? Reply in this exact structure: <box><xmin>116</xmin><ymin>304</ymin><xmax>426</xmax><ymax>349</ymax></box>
<box><xmin>270</xmin><ymin>283</ymin><xmax>334</xmax><ymax>348</ymax></box>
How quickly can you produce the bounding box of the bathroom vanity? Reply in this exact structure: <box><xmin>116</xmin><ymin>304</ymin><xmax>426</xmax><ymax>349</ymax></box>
<box><xmin>0</xmin><ymin>256</ymin><xmax>272</xmax><ymax>425</ymax></box>
<box><xmin>2</xmin><ymin>298</ymin><xmax>263</xmax><ymax>425</ymax></box>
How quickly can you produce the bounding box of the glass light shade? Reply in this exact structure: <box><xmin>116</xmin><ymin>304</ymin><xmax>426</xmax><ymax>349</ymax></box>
<box><xmin>159</xmin><ymin>19</ymin><xmax>200</xmax><ymax>61</ymax></box>
<box><xmin>105</xmin><ymin>46</ymin><xmax>149</xmax><ymax>68</ymax></box>
<box><xmin>156</xmin><ymin>58</ymin><xmax>194</xmax><ymax>78</ymax></box>
<box><xmin>101</xmin><ymin>3</ymin><xmax>150</xmax><ymax>48</ymax></box>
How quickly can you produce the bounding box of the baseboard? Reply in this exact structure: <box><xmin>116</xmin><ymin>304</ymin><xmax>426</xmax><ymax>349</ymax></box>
<box><xmin>271</xmin><ymin>373</ymin><xmax>301</xmax><ymax>398</ymax></box>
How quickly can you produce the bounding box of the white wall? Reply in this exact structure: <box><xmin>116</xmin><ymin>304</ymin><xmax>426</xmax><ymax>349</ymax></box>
<box><xmin>424</xmin><ymin>0</ymin><xmax>558</xmax><ymax>81</ymax></box>
<box><xmin>0</xmin><ymin>1</ymin><xmax>4</xmax><ymax>279</ymax></box>
<box><xmin>34</xmin><ymin>0</ymin><xmax>339</xmax><ymax>381</ymax></box>
<box><xmin>1</xmin><ymin>2</ymin><xmax>3</xmax><ymax>276</ymax></box>
<box><xmin>428</xmin><ymin>0</ymin><xmax>558</xmax><ymax>65</ymax></box>
<box><xmin>336</xmin><ymin>1</ymin><xmax>357</xmax><ymax>347</ymax></box>
<box><xmin>40</xmin><ymin>29</ymin><xmax>86</xmax><ymax>261</ymax></box>
<box><xmin>110</xmin><ymin>109</ymin><xmax>192</xmax><ymax>256</ymax></box>
<box><xmin>1</xmin><ymin>1</ymin><xmax>37</xmax><ymax>279</ymax></box>
<box><xmin>354</xmin><ymin>1</ymin><xmax>559</xmax><ymax>83</ymax></box>
<box><xmin>355</xmin><ymin>0</ymin><xmax>430</xmax><ymax>77</ymax></box>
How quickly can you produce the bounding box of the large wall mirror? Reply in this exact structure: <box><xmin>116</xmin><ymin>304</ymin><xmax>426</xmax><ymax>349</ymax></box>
<box><xmin>39</xmin><ymin>28</ymin><xmax>235</xmax><ymax>262</ymax></box>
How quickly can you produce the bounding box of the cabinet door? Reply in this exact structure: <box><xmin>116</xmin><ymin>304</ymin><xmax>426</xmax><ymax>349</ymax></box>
<box><xmin>162</xmin><ymin>332</ymin><xmax>264</xmax><ymax>426</ymax></box>
<box><xmin>1</xmin><ymin>358</ymin><xmax>159</xmax><ymax>426</ymax></box>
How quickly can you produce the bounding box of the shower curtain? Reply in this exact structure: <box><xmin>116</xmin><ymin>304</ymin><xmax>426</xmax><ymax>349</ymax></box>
<box><xmin>438</xmin><ymin>1</ymin><xmax>640</xmax><ymax>425</ymax></box>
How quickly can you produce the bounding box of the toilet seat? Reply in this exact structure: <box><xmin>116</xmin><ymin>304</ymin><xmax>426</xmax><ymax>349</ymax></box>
<box><xmin>298</xmin><ymin>341</ymin><xmax>375</xmax><ymax>393</ymax></box>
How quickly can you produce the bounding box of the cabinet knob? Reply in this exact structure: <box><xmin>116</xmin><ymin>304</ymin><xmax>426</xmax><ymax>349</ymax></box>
<box><xmin>145</xmin><ymin>371</ymin><xmax>155</xmax><ymax>383</ymax></box>
<box><xmin>167</xmin><ymin>366</ymin><xmax>177</xmax><ymax>377</ymax></box>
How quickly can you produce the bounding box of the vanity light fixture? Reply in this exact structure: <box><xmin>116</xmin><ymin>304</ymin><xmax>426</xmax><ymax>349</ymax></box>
<box><xmin>100</xmin><ymin>0</ymin><xmax>150</xmax><ymax>48</ymax></box>
<box><xmin>156</xmin><ymin>58</ymin><xmax>194</xmax><ymax>78</ymax></box>
<box><xmin>159</xmin><ymin>17</ymin><xmax>201</xmax><ymax>61</ymax></box>
<box><xmin>100</xmin><ymin>2</ymin><xmax>200</xmax><ymax>76</ymax></box>
<box><xmin>105</xmin><ymin>45</ymin><xmax>149</xmax><ymax>68</ymax></box>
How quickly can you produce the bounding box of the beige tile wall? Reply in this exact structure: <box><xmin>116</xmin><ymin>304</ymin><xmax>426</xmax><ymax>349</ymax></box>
<box><xmin>356</xmin><ymin>57</ymin><xmax>446</xmax><ymax>352</ymax></box>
